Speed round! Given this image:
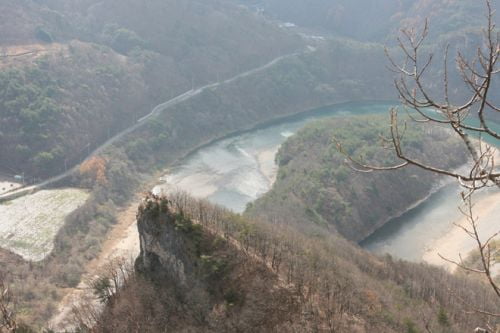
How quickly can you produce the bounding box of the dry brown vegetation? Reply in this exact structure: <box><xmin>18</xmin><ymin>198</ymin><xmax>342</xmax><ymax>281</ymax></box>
<box><xmin>336</xmin><ymin>1</ymin><xmax>500</xmax><ymax>316</ymax></box>
<box><xmin>1</xmin><ymin>1</ymin><xmax>499</xmax><ymax>331</ymax></box>
<box><xmin>79</xmin><ymin>157</ymin><xmax>108</xmax><ymax>187</ymax></box>
<box><xmin>82</xmin><ymin>193</ymin><xmax>500</xmax><ymax>332</ymax></box>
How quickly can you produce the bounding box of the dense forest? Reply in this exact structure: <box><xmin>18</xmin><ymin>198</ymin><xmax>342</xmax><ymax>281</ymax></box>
<box><xmin>0</xmin><ymin>0</ymin><xmax>300</xmax><ymax>178</ymax></box>
<box><xmin>246</xmin><ymin>116</ymin><xmax>468</xmax><ymax>241</ymax></box>
<box><xmin>242</xmin><ymin>0</ymin><xmax>499</xmax><ymax>42</ymax></box>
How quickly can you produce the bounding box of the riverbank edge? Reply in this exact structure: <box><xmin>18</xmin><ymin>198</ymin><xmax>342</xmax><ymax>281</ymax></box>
<box><xmin>159</xmin><ymin>99</ymin><xmax>397</xmax><ymax>170</ymax></box>
<box><xmin>358</xmin><ymin>156</ymin><xmax>486</xmax><ymax>246</ymax></box>
<box><xmin>358</xmin><ymin>178</ymin><xmax>455</xmax><ymax>245</ymax></box>
<box><xmin>420</xmin><ymin>148</ymin><xmax>500</xmax><ymax>270</ymax></box>
<box><xmin>420</xmin><ymin>188</ymin><xmax>500</xmax><ymax>271</ymax></box>
<box><xmin>42</xmin><ymin>99</ymin><xmax>395</xmax><ymax>328</ymax></box>
<box><xmin>359</xmin><ymin>138</ymin><xmax>499</xmax><ymax>246</ymax></box>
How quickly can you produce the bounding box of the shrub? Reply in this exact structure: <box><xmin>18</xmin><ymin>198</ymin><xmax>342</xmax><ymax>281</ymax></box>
<box><xmin>35</xmin><ymin>27</ymin><xmax>53</xmax><ymax>43</ymax></box>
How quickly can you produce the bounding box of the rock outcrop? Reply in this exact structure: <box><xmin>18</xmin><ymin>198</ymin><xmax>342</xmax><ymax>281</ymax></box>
<box><xmin>132</xmin><ymin>193</ymin><xmax>299</xmax><ymax>332</ymax></box>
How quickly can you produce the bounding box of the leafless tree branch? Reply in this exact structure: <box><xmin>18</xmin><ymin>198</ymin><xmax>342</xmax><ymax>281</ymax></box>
<box><xmin>0</xmin><ymin>276</ymin><xmax>17</xmax><ymax>332</ymax></box>
<box><xmin>336</xmin><ymin>0</ymin><xmax>500</xmax><ymax>314</ymax></box>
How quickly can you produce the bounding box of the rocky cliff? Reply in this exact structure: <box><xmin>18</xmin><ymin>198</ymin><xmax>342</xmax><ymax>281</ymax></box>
<box><xmin>129</xmin><ymin>193</ymin><xmax>299</xmax><ymax>332</ymax></box>
<box><xmin>94</xmin><ymin>192</ymin><xmax>500</xmax><ymax>332</ymax></box>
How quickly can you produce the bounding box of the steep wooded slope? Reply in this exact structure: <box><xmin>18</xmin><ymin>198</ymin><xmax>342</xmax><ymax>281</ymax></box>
<box><xmin>246</xmin><ymin>116</ymin><xmax>468</xmax><ymax>241</ymax></box>
<box><xmin>89</xmin><ymin>194</ymin><xmax>500</xmax><ymax>332</ymax></box>
<box><xmin>0</xmin><ymin>42</ymin><xmax>149</xmax><ymax>177</ymax></box>
<box><xmin>0</xmin><ymin>0</ymin><xmax>301</xmax><ymax>178</ymax></box>
<box><xmin>242</xmin><ymin>0</ymin><xmax>500</xmax><ymax>42</ymax></box>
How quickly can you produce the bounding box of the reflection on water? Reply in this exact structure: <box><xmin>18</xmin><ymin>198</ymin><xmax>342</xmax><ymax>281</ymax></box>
<box><xmin>360</xmin><ymin>184</ymin><xmax>463</xmax><ymax>260</ymax></box>
<box><xmin>361</xmin><ymin>185</ymin><xmax>500</xmax><ymax>262</ymax></box>
<box><xmin>153</xmin><ymin>101</ymin><xmax>395</xmax><ymax>212</ymax></box>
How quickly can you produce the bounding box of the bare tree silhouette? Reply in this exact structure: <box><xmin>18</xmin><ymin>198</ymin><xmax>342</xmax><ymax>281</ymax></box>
<box><xmin>335</xmin><ymin>0</ymin><xmax>500</xmax><ymax>312</ymax></box>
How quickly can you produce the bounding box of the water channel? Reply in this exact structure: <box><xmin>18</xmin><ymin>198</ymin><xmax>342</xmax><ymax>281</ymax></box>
<box><xmin>153</xmin><ymin>101</ymin><xmax>499</xmax><ymax>263</ymax></box>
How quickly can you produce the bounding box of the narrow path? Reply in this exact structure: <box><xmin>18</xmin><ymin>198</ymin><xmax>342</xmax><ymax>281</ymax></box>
<box><xmin>0</xmin><ymin>43</ymin><xmax>65</xmax><ymax>64</ymax></box>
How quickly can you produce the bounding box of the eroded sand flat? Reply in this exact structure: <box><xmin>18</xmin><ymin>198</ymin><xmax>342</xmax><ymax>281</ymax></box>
<box><xmin>0</xmin><ymin>188</ymin><xmax>89</xmax><ymax>261</ymax></box>
<box><xmin>422</xmin><ymin>190</ymin><xmax>500</xmax><ymax>271</ymax></box>
<box><xmin>257</xmin><ymin>148</ymin><xmax>279</xmax><ymax>185</ymax></box>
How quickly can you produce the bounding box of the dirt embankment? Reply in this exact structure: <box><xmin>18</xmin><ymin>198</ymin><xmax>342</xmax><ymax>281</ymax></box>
<box><xmin>49</xmin><ymin>200</ymin><xmax>140</xmax><ymax>331</ymax></box>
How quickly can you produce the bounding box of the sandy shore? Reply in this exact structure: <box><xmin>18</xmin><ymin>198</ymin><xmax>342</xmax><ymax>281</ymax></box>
<box><xmin>422</xmin><ymin>147</ymin><xmax>499</xmax><ymax>272</ymax></box>
<box><xmin>422</xmin><ymin>189</ymin><xmax>500</xmax><ymax>271</ymax></box>
<box><xmin>256</xmin><ymin>147</ymin><xmax>279</xmax><ymax>186</ymax></box>
<box><xmin>154</xmin><ymin>172</ymin><xmax>219</xmax><ymax>199</ymax></box>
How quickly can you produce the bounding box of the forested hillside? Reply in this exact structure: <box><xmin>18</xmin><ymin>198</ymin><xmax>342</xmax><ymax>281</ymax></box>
<box><xmin>2</xmin><ymin>0</ymin><xmax>496</xmax><ymax>178</ymax></box>
<box><xmin>87</xmin><ymin>194</ymin><xmax>500</xmax><ymax>332</ymax></box>
<box><xmin>246</xmin><ymin>116</ymin><xmax>468</xmax><ymax>241</ymax></box>
<box><xmin>0</xmin><ymin>2</ymin><xmax>398</xmax><ymax>327</ymax></box>
<box><xmin>1</xmin><ymin>0</ymin><xmax>499</xmax><ymax>331</ymax></box>
<box><xmin>0</xmin><ymin>0</ymin><xmax>301</xmax><ymax>178</ymax></box>
<box><xmin>0</xmin><ymin>42</ymin><xmax>149</xmax><ymax>177</ymax></box>
<box><xmin>242</xmin><ymin>0</ymin><xmax>500</xmax><ymax>42</ymax></box>
<box><xmin>119</xmin><ymin>41</ymin><xmax>394</xmax><ymax>175</ymax></box>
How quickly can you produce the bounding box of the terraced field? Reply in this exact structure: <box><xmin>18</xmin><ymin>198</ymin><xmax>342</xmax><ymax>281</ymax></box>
<box><xmin>0</xmin><ymin>188</ymin><xmax>89</xmax><ymax>261</ymax></box>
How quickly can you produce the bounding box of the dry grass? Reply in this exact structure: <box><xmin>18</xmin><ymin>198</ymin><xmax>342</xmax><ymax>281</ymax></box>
<box><xmin>0</xmin><ymin>43</ymin><xmax>67</xmax><ymax>69</ymax></box>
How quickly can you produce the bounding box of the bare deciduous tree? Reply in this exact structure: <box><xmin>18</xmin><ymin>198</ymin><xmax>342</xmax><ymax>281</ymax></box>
<box><xmin>335</xmin><ymin>0</ymin><xmax>500</xmax><ymax>311</ymax></box>
<box><xmin>70</xmin><ymin>257</ymin><xmax>134</xmax><ymax>331</ymax></box>
<box><xmin>0</xmin><ymin>276</ymin><xmax>17</xmax><ymax>332</ymax></box>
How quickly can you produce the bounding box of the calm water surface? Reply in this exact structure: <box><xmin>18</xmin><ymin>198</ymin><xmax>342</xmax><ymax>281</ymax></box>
<box><xmin>154</xmin><ymin>102</ymin><xmax>394</xmax><ymax>212</ymax></box>
<box><xmin>153</xmin><ymin>101</ymin><xmax>499</xmax><ymax>262</ymax></box>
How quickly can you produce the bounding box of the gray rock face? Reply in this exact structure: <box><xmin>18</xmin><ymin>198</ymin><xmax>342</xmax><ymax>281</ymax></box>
<box><xmin>135</xmin><ymin>195</ymin><xmax>196</xmax><ymax>288</ymax></box>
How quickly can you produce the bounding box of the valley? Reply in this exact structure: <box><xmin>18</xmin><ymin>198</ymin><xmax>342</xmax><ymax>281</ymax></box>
<box><xmin>50</xmin><ymin>101</ymin><xmax>499</xmax><ymax>330</ymax></box>
<box><xmin>0</xmin><ymin>0</ymin><xmax>499</xmax><ymax>331</ymax></box>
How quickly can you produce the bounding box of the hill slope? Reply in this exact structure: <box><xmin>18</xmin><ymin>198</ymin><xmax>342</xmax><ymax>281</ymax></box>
<box><xmin>87</xmin><ymin>193</ymin><xmax>500</xmax><ymax>332</ymax></box>
<box><xmin>246</xmin><ymin>115</ymin><xmax>468</xmax><ymax>241</ymax></box>
<box><xmin>242</xmin><ymin>0</ymin><xmax>499</xmax><ymax>42</ymax></box>
<box><xmin>0</xmin><ymin>0</ymin><xmax>301</xmax><ymax>178</ymax></box>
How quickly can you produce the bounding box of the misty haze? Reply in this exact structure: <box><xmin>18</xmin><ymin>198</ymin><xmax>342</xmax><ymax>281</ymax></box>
<box><xmin>0</xmin><ymin>0</ymin><xmax>499</xmax><ymax>332</ymax></box>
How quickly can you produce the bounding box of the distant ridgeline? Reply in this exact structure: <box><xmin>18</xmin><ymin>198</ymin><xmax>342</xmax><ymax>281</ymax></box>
<box><xmin>244</xmin><ymin>0</ymin><xmax>499</xmax><ymax>42</ymax></box>
<box><xmin>246</xmin><ymin>115</ymin><xmax>468</xmax><ymax>241</ymax></box>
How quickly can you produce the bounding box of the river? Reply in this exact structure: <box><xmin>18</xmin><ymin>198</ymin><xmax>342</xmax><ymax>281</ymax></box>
<box><xmin>153</xmin><ymin>101</ymin><xmax>499</xmax><ymax>265</ymax></box>
<box><xmin>153</xmin><ymin>101</ymin><xmax>395</xmax><ymax>211</ymax></box>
